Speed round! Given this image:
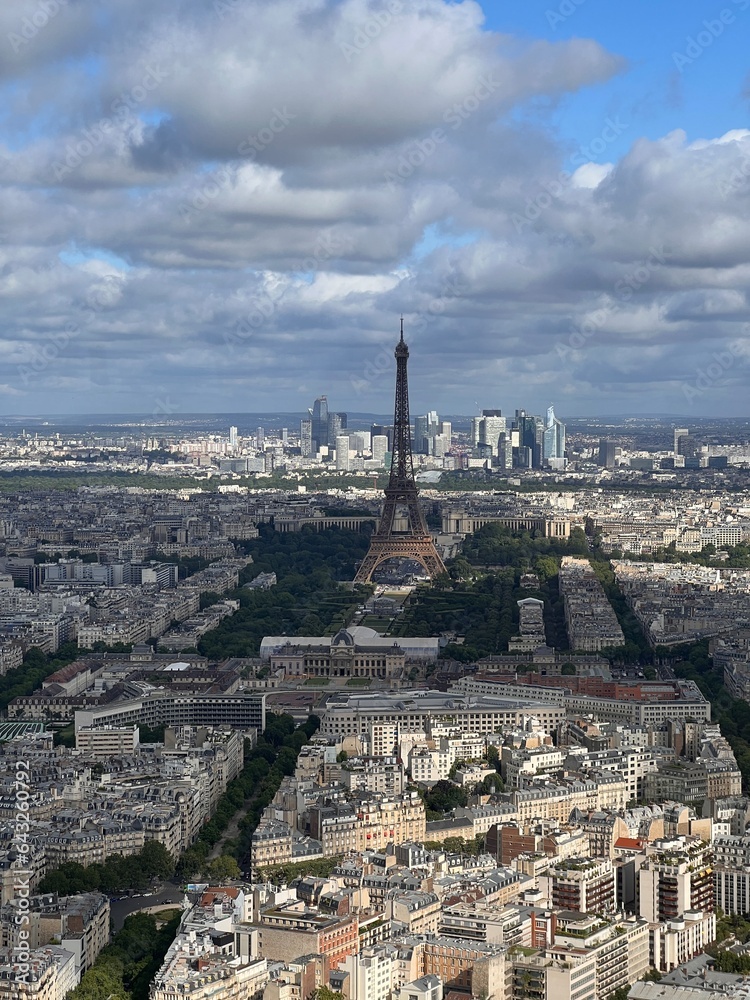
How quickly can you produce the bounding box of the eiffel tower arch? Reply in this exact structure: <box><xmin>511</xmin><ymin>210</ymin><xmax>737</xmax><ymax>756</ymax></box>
<box><xmin>354</xmin><ymin>321</ymin><xmax>446</xmax><ymax>584</ymax></box>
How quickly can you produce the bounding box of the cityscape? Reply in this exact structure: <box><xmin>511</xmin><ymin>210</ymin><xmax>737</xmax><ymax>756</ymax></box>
<box><xmin>1</xmin><ymin>333</ymin><xmax>750</xmax><ymax>1000</ymax></box>
<box><xmin>3</xmin><ymin>1</ymin><xmax>750</xmax><ymax>1000</ymax></box>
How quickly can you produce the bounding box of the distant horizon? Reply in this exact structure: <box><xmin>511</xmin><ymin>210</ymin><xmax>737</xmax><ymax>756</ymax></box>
<box><xmin>1</xmin><ymin>412</ymin><xmax>750</xmax><ymax>426</ymax></box>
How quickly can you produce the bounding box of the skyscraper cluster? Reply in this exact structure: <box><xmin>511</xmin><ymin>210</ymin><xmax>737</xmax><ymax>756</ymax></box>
<box><xmin>470</xmin><ymin>406</ymin><xmax>566</xmax><ymax>470</ymax></box>
<box><xmin>413</xmin><ymin>411</ymin><xmax>452</xmax><ymax>457</ymax></box>
<box><xmin>300</xmin><ymin>396</ymin><xmax>348</xmax><ymax>458</ymax></box>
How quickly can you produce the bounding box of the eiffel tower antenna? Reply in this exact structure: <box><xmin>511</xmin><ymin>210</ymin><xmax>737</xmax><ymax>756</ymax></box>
<box><xmin>353</xmin><ymin>321</ymin><xmax>446</xmax><ymax>583</ymax></box>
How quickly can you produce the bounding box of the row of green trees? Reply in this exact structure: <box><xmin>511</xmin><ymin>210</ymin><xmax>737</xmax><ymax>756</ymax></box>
<box><xmin>39</xmin><ymin>841</ymin><xmax>175</xmax><ymax>896</ymax></box>
<box><xmin>669</xmin><ymin>639</ymin><xmax>750</xmax><ymax>788</ymax></box>
<box><xmin>68</xmin><ymin>909</ymin><xmax>182</xmax><ymax>1000</ymax></box>
<box><xmin>392</xmin><ymin>567</ymin><xmax>523</xmax><ymax>662</ymax></box>
<box><xmin>389</xmin><ymin>523</ymin><xmax>602</xmax><ymax>661</ymax></box>
<box><xmin>588</xmin><ymin>555</ymin><xmax>654</xmax><ymax>664</ymax></box>
<box><xmin>0</xmin><ymin>641</ymin><xmax>79</xmax><ymax>713</ymax></box>
<box><xmin>450</xmin><ymin>523</ymin><xmax>658</xmax><ymax>665</ymax></box>
<box><xmin>0</xmin><ymin>470</ymin><xmax>209</xmax><ymax>492</ymax></box>
<box><xmin>422</xmin><ymin>834</ymin><xmax>486</xmax><ymax>855</ymax></box>
<box><xmin>460</xmin><ymin>523</ymin><xmax>590</xmax><ymax>569</ymax></box>
<box><xmin>197</xmin><ymin>525</ymin><xmax>373</xmax><ymax>659</ymax></box>
<box><xmin>258</xmin><ymin>854</ymin><xmax>343</xmax><ymax>884</ymax></box>
<box><xmin>40</xmin><ymin>714</ymin><xmax>320</xmax><ymax>895</ymax></box>
<box><xmin>178</xmin><ymin>713</ymin><xmax>321</xmax><ymax>876</ymax></box>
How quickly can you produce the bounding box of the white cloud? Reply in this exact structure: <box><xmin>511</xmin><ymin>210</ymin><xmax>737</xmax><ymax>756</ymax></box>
<box><xmin>0</xmin><ymin>0</ymin><xmax>748</xmax><ymax>415</ymax></box>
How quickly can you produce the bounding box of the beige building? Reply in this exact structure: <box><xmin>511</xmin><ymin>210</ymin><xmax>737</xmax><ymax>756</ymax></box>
<box><xmin>513</xmin><ymin>950</ymin><xmax>597</xmax><ymax>1000</ymax></box>
<box><xmin>0</xmin><ymin>947</ymin><xmax>77</xmax><ymax>1000</ymax></box>
<box><xmin>309</xmin><ymin>792</ymin><xmax>425</xmax><ymax>856</ymax></box>
<box><xmin>650</xmin><ymin>910</ymin><xmax>716</xmax><ymax>973</ymax></box>
<box><xmin>387</xmin><ymin>892</ymin><xmax>441</xmax><ymax>936</ymax></box>
<box><xmin>151</xmin><ymin>954</ymin><xmax>269</xmax><ymax>1000</ymax></box>
<box><xmin>512</xmin><ymin>776</ymin><xmax>627</xmax><ymax>826</ymax></box>
<box><xmin>270</xmin><ymin>635</ymin><xmax>405</xmax><ymax>681</ymax></box>
<box><xmin>75</xmin><ymin>725</ymin><xmax>139</xmax><ymax>756</ymax></box>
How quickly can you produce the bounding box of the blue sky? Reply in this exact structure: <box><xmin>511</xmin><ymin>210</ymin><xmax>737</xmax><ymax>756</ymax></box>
<box><xmin>489</xmin><ymin>0</ymin><xmax>750</xmax><ymax>160</ymax></box>
<box><xmin>0</xmin><ymin>0</ymin><xmax>749</xmax><ymax>417</ymax></box>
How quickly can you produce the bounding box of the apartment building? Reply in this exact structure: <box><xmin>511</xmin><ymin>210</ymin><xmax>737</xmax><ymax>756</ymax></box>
<box><xmin>75</xmin><ymin>724</ymin><xmax>139</xmax><ymax>757</ymax></box>
<box><xmin>638</xmin><ymin>838</ymin><xmax>714</xmax><ymax>924</ymax></box>
<box><xmin>0</xmin><ymin>947</ymin><xmax>78</xmax><ymax>1000</ymax></box>
<box><xmin>253</xmin><ymin>907</ymin><xmax>359</xmax><ymax>968</ymax></box>
<box><xmin>74</xmin><ymin>689</ymin><xmax>267</xmax><ymax>733</ymax></box>
<box><xmin>321</xmin><ymin>692</ymin><xmax>566</xmax><ymax>740</ymax></box>
<box><xmin>650</xmin><ymin>910</ymin><xmax>717</xmax><ymax>973</ymax></box>
<box><xmin>538</xmin><ymin>858</ymin><xmax>616</xmax><ymax>914</ymax></box>
<box><xmin>559</xmin><ymin>557</ymin><xmax>625</xmax><ymax>652</ymax></box>
<box><xmin>308</xmin><ymin>792</ymin><xmax>426</xmax><ymax>855</ymax></box>
<box><xmin>340</xmin><ymin>948</ymin><xmax>396</xmax><ymax>1000</ymax></box>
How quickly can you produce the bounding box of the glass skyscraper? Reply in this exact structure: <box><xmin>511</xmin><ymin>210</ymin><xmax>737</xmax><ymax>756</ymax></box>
<box><xmin>543</xmin><ymin>404</ymin><xmax>566</xmax><ymax>466</ymax></box>
<box><xmin>311</xmin><ymin>396</ymin><xmax>328</xmax><ymax>452</ymax></box>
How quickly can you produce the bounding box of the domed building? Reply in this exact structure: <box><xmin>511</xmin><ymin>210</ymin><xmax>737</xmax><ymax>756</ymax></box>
<box><xmin>261</xmin><ymin>626</ymin><xmax>439</xmax><ymax>681</ymax></box>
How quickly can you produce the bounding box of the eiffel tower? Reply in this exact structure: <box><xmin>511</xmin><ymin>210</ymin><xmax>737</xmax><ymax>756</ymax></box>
<box><xmin>354</xmin><ymin>321</ymin><xmax>446</xmax><ymax>584</ymax></box>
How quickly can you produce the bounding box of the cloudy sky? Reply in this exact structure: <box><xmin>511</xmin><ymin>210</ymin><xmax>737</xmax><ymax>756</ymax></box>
<box><xmin>2</xmin><ymin>0</ymin><xmax>750</xmax><ymax>417</ymax></box>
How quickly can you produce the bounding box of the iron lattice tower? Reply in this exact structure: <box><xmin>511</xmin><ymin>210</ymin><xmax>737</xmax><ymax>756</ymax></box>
<box><xmin>354</xmin><ymin>321</ymin><xmax>446</xmax><ymax>583</ymax></box>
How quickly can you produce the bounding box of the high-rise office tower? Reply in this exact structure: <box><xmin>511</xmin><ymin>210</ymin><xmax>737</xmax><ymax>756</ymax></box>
<box><xmin>229</xmin><ymin>426</ymin><xmax>238</xmax><ymax>449</ymax></box>
<box><xmin>498</xmin><ymin>431</ymin><xmax>511</xmax><ymax>470</ymax></box>
<box><xmin>336</xmin><ymin>434</ymin><xmax>351</xmax><ymax>471</ymax></box>
<box><xmin>300</xmin><ymin>417</ymin><xmax>313</xmax><ymax>457</ymax></box>
<box><xmin>674</xmin><ymin>427</ymin><xmax>690</xmax><ymax>457</ymax></box>
<box><xmin>281</xmin><ymin>427</ymin><xmax>288</xmax><ymax>446</ymax></box>
<box><xmin>311</xmin><ymin>396</ymin><xmax>328</xmax><ymax>452</ymax></box>
<box><xmin>349</xmin><ymin>431</ymin><xmax>370</xmax><ymax>454</ymax></box>
<box><xmin>543</xmin><ymin>405</ymin><xmax>565</xmax><ymax>467</ymax></box>
<box><xmin>433</xmin><ymin>433</ymin><xmax>450</xmax><ymax>459</ymax></box>
<box><xmin>372</xmin><ymin>435</ymin><xmax>388</xmax><ymax>466</ymax></box>
<box><xmin>327</xmin><ymin>411</ymin><xmax>347</xmax><ymax>447</ymax></box>
<box><xmin>598</xmin><ymin>439</ymin><xmax>616</xmax><ymax>468</ymax></box>
<box><xmin>413</xmin><ymin>411</ymin><xmax>440</xmax><ymax>455</ymax></box>
<box><xmin>514</xmin><ymin>410</ymin><xmax>541</xmax><ymax>468</ymax></box>
<box><xmin>413</xmin><ymin>415</ymin><xmax>429</xmax><ymax>454</ymax></box>
<box><xmin>257</xmin><ymin>427</ymin><xmax>265</xmax><ymax>449</ymax></box>
<box><xmin>480</xmin><ymin>410</ymin><xmax>505</xmax><ymax>458</ymax></box>
<box><xmin>470</xmin><ymin>415</ymin><xmax>483</xmax><ymax>448</ymax></box>
<box><xmin>472</xmin><ymin>409</ymin><xmax>505</xmax><ymax>461</ymax></box>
